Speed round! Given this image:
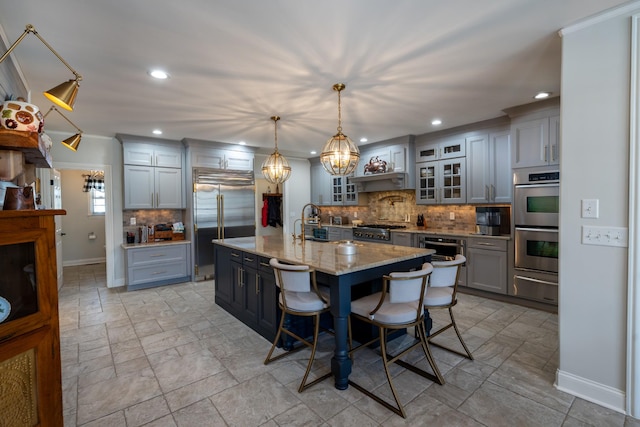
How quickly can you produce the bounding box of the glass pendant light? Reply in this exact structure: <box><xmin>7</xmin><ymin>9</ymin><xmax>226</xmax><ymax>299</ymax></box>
<box><xmin>320</xmin><ymin>83</ymin><xmax>360</xmax><ymax>176</ymax></box>
<box><xmin>261</xmin><ymin>115</ymin><xmax>291</xmax><ymax>186</ymax></box>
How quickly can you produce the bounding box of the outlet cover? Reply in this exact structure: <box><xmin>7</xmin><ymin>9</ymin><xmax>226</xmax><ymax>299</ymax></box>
<box><xmin>449</xmin><ymin>212</ymin><xmax>455</xmax><ymax>220</ymax></box>
<box><xmin>581</xmin><ymin>225</ymin><xmax>628</xmax><ymax>247</ymax></box>
<box><xmin>130</xmin><ymin>217</ymin><xmax>136</xmax><ymax>225</ymax></box>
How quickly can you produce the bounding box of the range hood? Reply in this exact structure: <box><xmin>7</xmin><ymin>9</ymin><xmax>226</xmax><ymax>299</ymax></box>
<box><xmin>349</xmin><ymin>172</ymin><xmax>414</xmax><ymax>192</ymax></box>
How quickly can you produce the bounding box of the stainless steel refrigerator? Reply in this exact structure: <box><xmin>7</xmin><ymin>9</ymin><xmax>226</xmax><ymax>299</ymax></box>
<box><xmin>193</xmin><ymin>168</ymin><xmax>255</xmax><ymax>280</ymax></box>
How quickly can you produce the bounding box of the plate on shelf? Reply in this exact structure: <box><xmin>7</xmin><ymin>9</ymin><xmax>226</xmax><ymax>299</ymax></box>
<box><xmin>0</xmin><ymin>296</ymin><xmax>11</xmax><ymax>323</ymax></box>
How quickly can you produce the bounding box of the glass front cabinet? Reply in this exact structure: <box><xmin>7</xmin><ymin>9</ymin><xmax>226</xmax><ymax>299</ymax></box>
<box><xmin>416</xmin><ymin>159</ymin><xmax>466</xmax><ymax>204</ymax></box>
<box><xmin>0</xmin><ymin>210</ymin><xmax>65</xmax><ymax>426</ymax></box>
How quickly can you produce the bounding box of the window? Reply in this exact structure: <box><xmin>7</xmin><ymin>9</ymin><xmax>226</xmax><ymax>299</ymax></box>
<box><xmin>89</xmin><ymin>188</ymin><xmax>106</xmax><ymax>216</ymax></box>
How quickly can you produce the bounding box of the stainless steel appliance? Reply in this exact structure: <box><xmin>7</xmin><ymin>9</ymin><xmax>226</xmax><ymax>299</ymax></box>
<box><xmin>512</xmin><ymin>167</ymin><xmax>559</xmax><ymax>304</ymax></box>
<box><xmin>475</xmin><ymin>207</ymin><xmax>510</xmax><ymax>236</ymax></box>
<box><xmin>417</xmin><ymin>236</ymin><xmax>466</xmax><ymax>262</ymax></box>
<box><xmin>193</xmin><ymin>168</ymin><xmax>256</xmax><ymax>280</ymax></box>
<box><xmin>352</xmin><ymin>224</ymin><xmax>407</xmax><ymax>243</ymax></box>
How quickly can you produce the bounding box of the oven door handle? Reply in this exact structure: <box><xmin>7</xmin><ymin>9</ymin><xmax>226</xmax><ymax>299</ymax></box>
<box><xmin>420</xmin><ymin>241</ymin><xmax>460</xmax><ymax>247</ymax></box>
<box><xmin>515</xmin><ymin>183</ymin><xmax>559</xmax><ymax>189</ymax></box>
<box><xmin>515</xmin><ymin>227</ymin><xmax>558</xmax><ymax>233</ymax></box>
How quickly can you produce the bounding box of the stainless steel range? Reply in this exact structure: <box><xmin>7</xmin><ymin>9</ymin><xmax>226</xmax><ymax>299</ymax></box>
<box><xmin>352</xmin><ymin>224</ymin><xmax>407</xmax><ymax>243</ymax></box>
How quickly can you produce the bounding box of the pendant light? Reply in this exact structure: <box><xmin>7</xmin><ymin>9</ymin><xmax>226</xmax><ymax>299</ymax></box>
<box><xmin>320</xmin><ymin>83</ymin><xmax>360</xmax><ymax>176</ymax></box>
<box><xmin>261</xmin><ymin>115</ymin><xmax>291</xmax><ymax>186</ymax></box>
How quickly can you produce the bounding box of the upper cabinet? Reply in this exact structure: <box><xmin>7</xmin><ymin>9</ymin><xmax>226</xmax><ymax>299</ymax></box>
<box><xmin>182</xmin><ymin>138</ymin><xmax>255</xmax><ymax>171</ymax></box>
<box><xmin>416</xmin><ymin>157</ymin><xmax>466</xmax><ymax>204</ymax></box>
<box><xmin>466</xmin><ymin>130</ymin><xmax>512</xmax><ymax>204</ymax></box>
<box><xmin>117</xmin><ymin>134</ymin><xmax>186</xmax><ymax>209</ymax></box>
<box><xmin>310</xmin><ymin>159</ymin><xmax>331</xmax><ymax>205</ymax></box>
<box><xmin>310</xmin><ymin>158</ymin><xmax>363</xmax><ymax>206</ymax></box>
<box><xmin>506</xmin><ymin>97</ymin><xmax>560</xmax><ymax>169</ymax></box>
<box><xmin>350</xmin><ymin>135</ymin><xmax>415</xmax><ymax>192</ymax></box>
<box><xmin>415</xmin><ymin>136</ymin><xmax>465</xmax><ymax>162</ymax></box>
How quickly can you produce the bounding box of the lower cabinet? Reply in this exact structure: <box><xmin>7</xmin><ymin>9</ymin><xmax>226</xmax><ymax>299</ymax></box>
<box><xmin>214</xmin><ymin>245</ymin><xmax>278</xmax><ymax>341</ymax></box>
<box><xmin>124</xmin><ymin>243</ymin><xmax>191</xmax><ymax>291</ymax></box>
<box><xmin>466</xmin><ymin>237</ymin><xmax>507</xmax><ymax>294</ymax></box>
<box><xmin>391</xmin><ymin>231</ymin><xmax>414</xmax><ymax>247</ymax></box>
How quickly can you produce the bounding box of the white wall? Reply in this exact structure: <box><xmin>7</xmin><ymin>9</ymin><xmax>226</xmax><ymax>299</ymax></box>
<box><xmin>60</xmin><ymin>169</ymin><xmax>106</xmax><ymax>265</ymax></box>
<box><xmin>49</xmin><ymin>131</ymin><xmax>124</xmax><ymax>287</ymax></box>
<box><xmin>557</xmin><ymin>4</ymin><xmax>637</xmax><ymax>412</ymax></box>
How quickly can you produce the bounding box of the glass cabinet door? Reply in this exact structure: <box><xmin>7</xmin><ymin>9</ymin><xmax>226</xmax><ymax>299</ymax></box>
<box><xmin>331</xmin><ymin>177</ymin><xmax>343</xmax><ymax>204</ymax></box>
<box><xmin>441</xmin><ymin>159</ymin><xmax>465</xmax><ymax>203</ymax></box>
<box><xmin>417</xmin><ymin>162</ymin><xmax>437</xmax><ymax>204</ymax></box>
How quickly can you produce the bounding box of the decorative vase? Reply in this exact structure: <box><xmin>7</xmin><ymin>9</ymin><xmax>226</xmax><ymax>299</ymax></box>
<box><xmin>0</xmin><ymin>100</ymin><xmax>44</xmax><ymax>133</ymax></box>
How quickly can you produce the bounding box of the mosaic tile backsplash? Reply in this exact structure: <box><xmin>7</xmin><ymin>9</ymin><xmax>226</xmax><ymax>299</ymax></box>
<box><xmin>122</xmin><ymin>209</ymin><xmax>186</xmax><ymax>239</ymax></box>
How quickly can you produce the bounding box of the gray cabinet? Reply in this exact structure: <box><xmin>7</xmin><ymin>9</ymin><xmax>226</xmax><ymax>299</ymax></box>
<box><xmin>310</xmin><ymin>159</ymin><xmax>331</xmax><ymax>205</ymax></box>
<box><xmin>466</xmin><ymin>130</ymin><xmax>512</xmax><ymax>204</ymax></box>
<box><xmin>124</xmin><ymin>243</ymin><xmax>191</xmax><ymax>290</ymax></box>
<box><xmin>213</xmin><ymin>244</ymin><xmax>278</xmax><ymax>341</ymax></box>
<box><xmin>415</xmin><ymin>137</ymin><xmax>465</xmax><ymax>162</ymax></box>
<box><xmin>121</xmin><ymin>139</ymin><xmax>185</xmax><ymax>209</ymax></box>
<box><xmin>416</xmin><ymin>158</ymin><xmax>465</xmax><ymax>205</ymax></box>
<box><xmin>466</xmin><ymin>237</ymin><xmax>507</xmax><ymax>294</ymax></box>
<box><xmin>330</xmin><ymin>174</ymin><xmax>358</xmax><ymax>205</ymax></box>
<box><xmin>327</xmin><ymin>226</ymin><xmax>353</xmax><ymax>241</ymax></box>
<box><xmin>511</xmin><ymin>115</ymin><xmax>559</xmax><ymax>168</ymax></box>
<box><xmin>191</xmin><ymin>147</ymin><xmax>253</xmax><ymax>170</ymax></box>
<box><xmin>392</xmin><ymin>232</ymin><xmax>414</xmax><ymax>247</ymax></box>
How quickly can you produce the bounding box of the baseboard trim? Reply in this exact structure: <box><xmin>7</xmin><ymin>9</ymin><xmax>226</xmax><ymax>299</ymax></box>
<box><xmin>555</xmin><ymin>369</ymin><xmax>626</xmax><ymax>414</ymax></box>
<box><xmin>62</xmin><ymin>257</ymin><xmax>106</xmax><ymax>267</ymax></box>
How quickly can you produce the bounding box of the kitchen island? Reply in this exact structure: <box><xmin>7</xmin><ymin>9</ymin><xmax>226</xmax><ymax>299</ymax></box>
<box><xmin>213</xmin><ymin>235</ymin><xmax>435</xmax><ymax>390</ymax></box>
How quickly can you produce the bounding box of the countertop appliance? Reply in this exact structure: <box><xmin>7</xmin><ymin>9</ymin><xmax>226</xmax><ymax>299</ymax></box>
<box><xmin>352</xmin><ymin>224</ymin><xmax>407</xmax><ymax>243</ymax></box>
<box><xmin>331</xmin><ymin>216</ymin><xmax>346</xmax><ymax>225</ymax></box>
<box><xmin>193</xmin><ymin>168</ymin><xmax>256</xmax><ymax>280</ymax></box>
<box><xmin>475</xmin><ymin>206</ymin><xmax>510</xmax><ymax>236</ymax></box>
<box><xmin>512</xmin><ymin>167</ymin><xmax>559</xmax><ymax>305</ymax></box>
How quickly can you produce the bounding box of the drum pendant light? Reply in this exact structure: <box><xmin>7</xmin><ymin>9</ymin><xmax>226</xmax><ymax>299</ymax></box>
<box><xmin>320</xmin><ymin>83</ymin><xmax>359</xmax><ymax>176</ymax></box>
<box><xmin>261</xmin><ymin>116</ymin><xmax>291</xmax><ymax>185</ymax></box>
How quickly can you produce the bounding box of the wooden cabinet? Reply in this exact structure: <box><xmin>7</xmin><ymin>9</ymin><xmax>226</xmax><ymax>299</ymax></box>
<box><xmin>124</xmin><ymin>242</ymin><xmax>191</xmax><ymax>290</ymax></box>
<box><xmin>0</xmin><ymin>210</ymin><xmax>66</xmax><ymax>426</ymax></box>
<box><xmin>214</xmin><ymin>244</ymin><xmax>278</xmax><ymax>341</ymax></box>
<box><xmin>416</xmin><ymin>158</ymin><xmax>465</xmax><ymax>204</ymax></box>
<box><xmin>511</xmin><ymin>115</ymin><xmax>560</xmax><ymax>168</ymax></box>
<box><xmin>466</xmin><ymin>237</ymin><xmax>507</xmax><ymax>294</ymax></box>
<box><xmin>120</xmin><ymin>138</ymin><xmax>185</xmax><ymax>209</ymax></box>
<box><xmin>466</xmin><ymin>130</ymin><xmax>512</xmax><ymax>203</ymax></box>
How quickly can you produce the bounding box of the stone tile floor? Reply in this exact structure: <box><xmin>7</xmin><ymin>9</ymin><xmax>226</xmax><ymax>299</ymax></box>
<box><xmin>59</xmin><ymin>263</ymin><xmax>640</xmax><ymax>426</ymax></box>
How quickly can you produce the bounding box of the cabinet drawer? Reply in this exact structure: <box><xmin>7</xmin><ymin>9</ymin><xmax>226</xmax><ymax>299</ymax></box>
<box><xmin>128</xmin><ymin>261</ymin><xmax>188</xmax><ymax>286</ymax></box>
<box><xmin>258</xmin><ymin>256</ymin><xmax>272</xmax><ymax>272</ymax></box>
<box><xmin>242</xmin><ymin>252</ymin><xmax>259</xmax><ymax>269</ymax></box>
<box><xmin>468</xmin><ymin>238</ymin><xmax>507</xmax><ymax>251</ymax></box>
<box><xmin>128</xmin><ymin>245</ymin><xmax>187</xmax><ymax>266</ymax></box>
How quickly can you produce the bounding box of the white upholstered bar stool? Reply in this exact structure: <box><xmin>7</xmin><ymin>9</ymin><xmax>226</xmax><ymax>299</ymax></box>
<box><xmin>264</xmin><ymin>258</ymin><xmax>332</xmax><ymax>393</ymax></box>
<box><xmin>423</xmin><ymin>254</ymin><xmax>473</xmax><ymax>360</ymax></box>
<box><xmin>348</xmin><ymin>263</ymin><xmax>444</xmax><ymax>418</ymax></box>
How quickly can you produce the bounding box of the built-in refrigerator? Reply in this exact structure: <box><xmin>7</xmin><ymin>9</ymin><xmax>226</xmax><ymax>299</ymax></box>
<box><xmin>193</xmin><ymin>168</ymin><xmax>255</xmax><ymax>280</ymax></box>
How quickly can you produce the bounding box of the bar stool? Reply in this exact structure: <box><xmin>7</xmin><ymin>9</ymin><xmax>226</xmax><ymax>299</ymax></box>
<box><xmin>348</xmin><ymin>263</ymin><xmax>444</xmax><ymax>418</ymax></box>
<box><xmin>264</xmin><ymin>258</ymin><xmax>332</xmax><ymax>393</ymax></box>
<box><xmin>423</xmin><ymin>254</ymin><xmax>473</xmax><ymax>359</ymax></box>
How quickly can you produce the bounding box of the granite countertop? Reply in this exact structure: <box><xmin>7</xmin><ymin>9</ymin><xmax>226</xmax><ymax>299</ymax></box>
<box><xmin>315</xmin><ymin>223</ymin><xmax>511</xmax><ymax>240</ymax></box>
<box><xmin>121</xmin><ymin>240</ymin><xmax>191</xmax><ymax>250</ymax></box>
<box><xmin>213</xmin><ymin>236</ymin><xmax>435</xmax><ymax>275</ymax></box>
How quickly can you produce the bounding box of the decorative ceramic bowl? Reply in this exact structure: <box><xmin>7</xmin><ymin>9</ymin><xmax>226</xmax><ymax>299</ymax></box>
<box><xmin>0</xmin><ymin>101</ymin><xmax>44</xmax><ymax>133</ymax></box>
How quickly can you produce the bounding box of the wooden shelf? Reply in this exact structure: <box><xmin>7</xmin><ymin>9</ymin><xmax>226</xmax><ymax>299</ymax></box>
<box><xmin>0</xmin><ymin>129</ymin><xmax>52</xmax><ymax>168</ymax></box>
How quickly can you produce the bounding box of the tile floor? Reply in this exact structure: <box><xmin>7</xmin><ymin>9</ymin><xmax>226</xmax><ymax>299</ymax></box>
<box><xmin>59</xmin><ymin>263</ymin><xmax>639</xmax><ymax>426</ymax></box>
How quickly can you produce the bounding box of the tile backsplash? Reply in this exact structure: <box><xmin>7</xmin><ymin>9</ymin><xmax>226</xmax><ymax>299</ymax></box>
<box><xmin>123</xmin><ymin>209</ymin><xmax>185</xmax><ymax>237</ymax></box>
<box><xmin>318</xmin><ymin>190</ymin><xmax>508</xmax><ymax>232</ymax></box>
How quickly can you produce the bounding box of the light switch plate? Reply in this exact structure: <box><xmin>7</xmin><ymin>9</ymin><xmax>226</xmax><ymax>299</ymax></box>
<box><xmin>581</xmin><ymin>199</ymin><xmax>599</xmax><ymax>218</ymax></box>
<box><xmin>582</xmin><ymin>225</ymin><xmax>628</xmax><ymax>247</ymax></box>
<box><xmin>130</xmin><ymin>217</ymin><xmax>136</xmax><ymax>225</ymax></box>
<box><xmin>449</xmin><ymin>212</ymin><xmax>455</xmax><ymax>220</ymax></box>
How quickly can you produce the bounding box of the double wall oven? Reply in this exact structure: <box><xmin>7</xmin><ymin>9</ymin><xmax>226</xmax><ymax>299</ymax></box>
<box><xmin>512</xmin><ymin>167</ymin><xmax>559</xmax><ymax>305</ymax></box>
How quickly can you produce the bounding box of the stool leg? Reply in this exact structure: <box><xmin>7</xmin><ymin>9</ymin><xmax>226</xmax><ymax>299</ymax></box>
<box><xmin>417</xmin><ymin>321</ymin><xmax>445</xmax><ymax>385</ymax></box>
<box><xmin>264</xmin><ymin>309</ymin><xmax>287</xmax><ymax>365</ymax></box>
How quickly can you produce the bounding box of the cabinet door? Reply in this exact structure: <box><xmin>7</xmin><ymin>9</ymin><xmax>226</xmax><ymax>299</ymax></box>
<box><xmin>328</xmin><ymin>227</ymin><xmax>342</xmax><ymax>241</ymax></box>
<box><xmin>343</xmin><ymin>174</ymin><xmax>358</xmax><ymax>205</ymax></box>
<box><xmin>123</xmin><ymin>144</ymin><xmax>154</xmax><ymax>166</ymax></box>
<box><xmin>467</xmin><ymin>247</ymin><xmax>507</xmax><ymax>294</ymax></box>
<box><xmin>416</xmin><ymin>143</ymin><xmax>439</xmax><ymax>162</ymax></box>
<box><xmin>511</xmin><ymin>118</ymin><xmax>549</xmax><ymax>168</ymax></box>
<box><xmin>330</xmin><ymin>176</ymin><xmax>344</xmax><ymax>205</ymax></box>
<box><xmin>440</xmin><ymin>159</ymin><xmax>465</xmax><ymax>204</ymax></box>
<box><xmin>490</xmin><ymin>131</ymin><xmax>512</xmax><ymax>203</ymax></box>
<box><xmin>192</xmin><ymin>149</ymin><xmax>225</xmax><ymax>169</ymax></box>
<box><xmin>154</xmin><ymin>146</ymin><xmax>183</xmax><ymax>168</ymax></box>
<box><xmin>439</xmin><ymin>137</ymin><xmax>466</xmax><ymax>160</ymax></box>
<box><xmin>214</xmin><ymin>245</ymin><xmax>235</xmax><ymax>304</ymax></box>
<box><xmin>388</xmin><ymin>144</ymin><xmax>406</xmax><ymax>172</ymax></box>
<box><xmin>226</xmin><ymin>151</ymin><xmax>254</xmax><ymax>170</ymax></box>
<box><xmin>341</xmin><ymin>228</ymin><xmax>354</xmax><ymax>241</ymax></box>
<box><xmin>243</xmin><ymin>265</ymin><xmax>259</xmax><ymax>326</ymax></box>
<box><xmin>416</xmin><ymin>162</ymin><xmax>437</xmax><ymax>205</ymax></box>
<box><xmin>124</xmin><ymin>165</ymin><xmax>155</xmax><ymax>209</ymax></box>
<box><xmin>155</xmin><ymin>167</ymin><xmax>184</xmax><ymax>209</ymax></box>
<box><xmin>257</xmin><ymin>261</ymin><xmax>278</xmax><ymax>339</ymax></box>
<box><xmin>549</xmin><ymin>115</ymin><xmax>560</xmax><ymax>166</ymax></box>
<box><xmin>466</xmin><ymin>134</ymin><xmax>490</xmax><ymax>203</ymax></box>
<box><xmin>310</xmin><ymin>162</ymin><xmax>330</xmax><ymax>205</ymax></box>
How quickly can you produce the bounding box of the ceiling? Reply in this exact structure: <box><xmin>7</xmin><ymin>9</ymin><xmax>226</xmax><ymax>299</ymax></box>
<box><xmin>0</xmin><ymin>0</ymin><xmax>630</xmax><ymax>158</ymax></box>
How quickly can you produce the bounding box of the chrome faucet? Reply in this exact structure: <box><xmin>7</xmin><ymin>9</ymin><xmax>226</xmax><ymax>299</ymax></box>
<box><xmin>300</xmin><ymin>203</ymin><xmax>322</xmax><ymax>241</ymax></box>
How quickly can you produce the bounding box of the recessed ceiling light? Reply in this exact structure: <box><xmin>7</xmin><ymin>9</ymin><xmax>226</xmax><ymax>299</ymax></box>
<box><xmin>360</xmin><ymin>137</ymin><xmax>368</xmax><ymax>143</ymax></box>
<box><xmin>152</xmin><ymin>129</ymin><xmax>162</xmax><ymax>135</ymax></box>
<box><xmin>238</xmin><ymin>141</ymin><xmax>246</xmax><ymax>145</ymax></box>
<box><xmin>149</xmin><ymin>69</ymin><xmax>169</xmax><ymax>79</ymax></box>
<box><xmin>534</xmin><ymin>91</ymin><xmax>552</xmax><ymax>99</ymax></box>
<box><xmin>310</xmin><ymin>150</ymin><xmax>317</xmax><ymax>155</ymax></box>
<box><xmin>431</xmin><ymin>119</ymin><xmax>442</xmax><ymax>126</ymax></box>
